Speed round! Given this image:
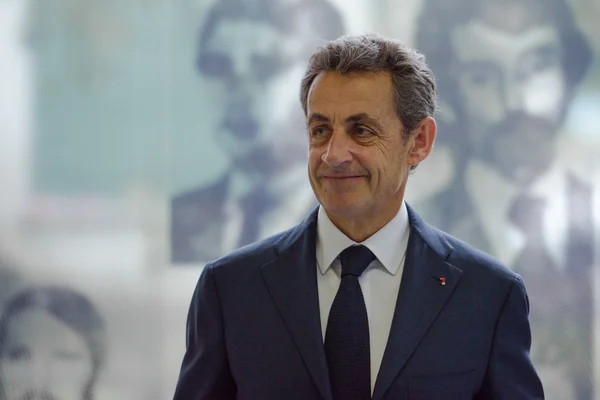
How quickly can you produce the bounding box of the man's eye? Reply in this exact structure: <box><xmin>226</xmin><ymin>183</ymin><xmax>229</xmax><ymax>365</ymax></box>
<box><xmin>354</xmin><ymin>127</ymin><xmax>373</xmax><ymax>136</ymax></box>
<box><xmin>312</xmin><ymin>127</ymin><xmax>329</xmax><ymax>137</ymax></box>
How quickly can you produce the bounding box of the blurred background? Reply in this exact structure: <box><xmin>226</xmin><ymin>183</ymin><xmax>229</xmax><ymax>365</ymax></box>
<box><xmin>0</xmin><ymin>0</ymin><xmax>598</xmax><ymax>399</ymax></box>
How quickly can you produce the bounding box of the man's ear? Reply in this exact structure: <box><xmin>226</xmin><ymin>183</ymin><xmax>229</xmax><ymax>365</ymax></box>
<box><xmin>407</xmin><ymin>116</ymin><xmax>437</xmax><ymax>167</ymax></box>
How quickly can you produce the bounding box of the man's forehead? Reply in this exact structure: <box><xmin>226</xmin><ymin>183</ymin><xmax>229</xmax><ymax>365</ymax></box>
<box><xmin>308</xmin><ymin>72</ymin><xmax>394</xmax><ymax>101</ymax></box>
<box><xmin>307</xmin><ymin>72</ymin><xmax>395</xmax><ymax>117</ymax></box>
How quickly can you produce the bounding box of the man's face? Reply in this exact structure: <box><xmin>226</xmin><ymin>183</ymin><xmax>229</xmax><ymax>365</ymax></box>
<box><xmin>0</xmin><ymin>309</ymin><xmax>93</xmax><ymax>400</ymax></box>
<box><xmin>199</xmin><ymin>18</ymin><xmax>290</xmax><ymax>163</ymax></box>
<box><xmin>307</xmin><ymin>71</ymin><xmax>411</xmax><ymax>222</ymax></box>
<box><xmin>450</xmin><ymin>11</ymin><xmax>567</xmax><ymax>184</ymax></box>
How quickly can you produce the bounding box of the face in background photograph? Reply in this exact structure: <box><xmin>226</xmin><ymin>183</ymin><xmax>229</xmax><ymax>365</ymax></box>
<box><xmin>417</xmin><ymin>0</ymin><xmax>592</xmax><ymax>186</ymax></box>
<box><xmin>197</xmin><ymin>7</ymin><xmax>291</xmax><ymax>168</ymax></box>
<box><xmin>0</xmin><ymin>287</ymin><xmax>105</xmax><ymax>400</ymax></box>
<box><xmin>452</xmin><ymin>1</ymin><xmax>566</xmax><ymax>184</ymax></box>
<box><xmin>0</xmin><ymin>309</ymin><xmax>93</xmax><ymax>400</ymax></box>
<box><xmin>196</xmin><ymin>0</ymin><xmax>346</xmax><ymax>180</ymax></box>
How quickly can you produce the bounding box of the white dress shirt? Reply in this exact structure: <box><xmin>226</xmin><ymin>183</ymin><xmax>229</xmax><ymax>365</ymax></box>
<box><xmin>316</xmin><ymin>202</ymin><xmax>410</xmax><ymax>394</ymax></box>
<box><xmin>465</xmin><ymin>160</ymin><xmax>569</xmax><ymax>269</ymax></box>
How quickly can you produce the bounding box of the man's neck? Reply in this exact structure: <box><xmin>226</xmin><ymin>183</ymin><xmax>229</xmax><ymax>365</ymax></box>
<box><xmin>326</xmin><ymin>202</ymin><xmax>403</xmax><ymax>243</ymax></box>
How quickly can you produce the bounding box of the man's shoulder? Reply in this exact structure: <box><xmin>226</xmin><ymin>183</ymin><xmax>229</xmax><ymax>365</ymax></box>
<box><xmin>206</xmin><ymin>222</ymin><xmax>306</xmax><ymax>275</ymax></box>
<box><xmin>410</xmin><ymin>202</ymin><xmax>517</xmax><ymax>287</ymax></box>
<box><xmin>422</xmin><ymin>221</ymin><xmax>518</xmax><ymax>286</ymax></box>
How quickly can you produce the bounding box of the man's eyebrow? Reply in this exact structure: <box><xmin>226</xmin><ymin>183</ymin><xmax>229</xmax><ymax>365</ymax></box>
<box><xmin>307</xmin><ymin>113</ymin><xmax>385</xmax><ymax>132</ymax></box>
<box><xmin>346</xmin><ymin>113</ymin><xmax>384</xmax><ymax>132</ymax></box>
<box><xmin>307</xmin><ymin>113</ymin><xmax>330</xmax><ymax>126</ymax></box>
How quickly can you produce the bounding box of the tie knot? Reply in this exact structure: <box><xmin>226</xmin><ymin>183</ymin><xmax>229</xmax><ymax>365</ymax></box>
<box><xmin>339</xmin><ymin>245</ymin><xmax>376</xmax><ymax>277</ymax></box>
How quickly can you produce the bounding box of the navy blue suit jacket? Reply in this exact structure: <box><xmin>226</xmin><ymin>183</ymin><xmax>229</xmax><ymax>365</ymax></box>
<box><xmin>173</xmin><ymin>205</ymin><xmax>544</xmax><ymax>399</ymax></box>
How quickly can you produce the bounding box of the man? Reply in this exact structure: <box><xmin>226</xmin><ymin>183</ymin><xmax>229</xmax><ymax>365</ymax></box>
<box><xmin>413</xmin><ymin>0</ymin><xmax>594</xmax><ymax>397</ymax></box>
<box><xmin>0</xmin><ymin>286</ymin><xmax>106</xmax><ymax>400</ymax></box>
<box><xmin>170</xmin><ymin>0</ymin><xmax>344</xmax><ymax>263</ymax></box>
<box><xmin>173</xmin><ymin>34</ymin><xmax>543</xmax><ymax>399</ymax></box>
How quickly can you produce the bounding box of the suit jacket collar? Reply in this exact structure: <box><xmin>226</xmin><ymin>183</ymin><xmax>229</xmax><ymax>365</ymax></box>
<box><xmin>271</xmin><ymin>203</ymin><xmax>452</xmax><ymax>256</ymax></box>
<box><xmin>262</xmin><ymin>204</ymin><xmax>463</xmax><ymax>400</ymax></box>
<box><xmin>316</xmin><ymin>202</ymin><xmax>410</xmax><ymax>276</ymax></box>
<box><xmin>261</xmin><ymin>208</ymin><xmax>332</xmax><ymax>400</ymax></box>
<box><xmin>371</xmin><ymin>204</ymin><xmax>463</xmax><ymax>400</ymax></box>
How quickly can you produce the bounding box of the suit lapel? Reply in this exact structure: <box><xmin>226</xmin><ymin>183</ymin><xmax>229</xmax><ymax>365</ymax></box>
<box><xmin>372</xmin><ymin>205</ymin><xmax>463</xmax><ymax>400</ymax></box>
<box><xmin>260</xmin><ymin>209</ymin><xmax>332</xmax><ymax>400</ymax></box>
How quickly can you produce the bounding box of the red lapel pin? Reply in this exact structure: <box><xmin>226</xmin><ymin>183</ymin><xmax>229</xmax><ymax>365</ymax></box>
<box><xmin>439</xmin><ymin>277</ymin><xmax>446</xmax><ymax>286</ymax></box>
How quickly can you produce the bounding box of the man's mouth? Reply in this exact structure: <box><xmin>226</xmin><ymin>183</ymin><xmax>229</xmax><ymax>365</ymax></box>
<box><xmin>321</xmin><ymin>174</ymin><xmax>367</xmax><ymax>179</ymax></box>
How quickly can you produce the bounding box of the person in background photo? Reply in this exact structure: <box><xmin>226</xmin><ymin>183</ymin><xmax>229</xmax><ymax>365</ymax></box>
<box><xmin>0</xmin><ymin>286</ymin><xmax>106</xmax><ymax>400</ymax></box>
<box><xmin>413</xmin><ymin>0</ymin><xmax>594</xmax><ymax>398</ymax></box>
<box><xmin>170</xmin><ymin>0</ymin><xmax>345</xmax><ymax>264</ymax></box>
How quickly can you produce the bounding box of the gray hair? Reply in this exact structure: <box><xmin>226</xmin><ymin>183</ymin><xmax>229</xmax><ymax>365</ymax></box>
<box><xmin>300</xmin><ymin>33</ymin><xmax>437</xmax><ymax>136</ymax></box>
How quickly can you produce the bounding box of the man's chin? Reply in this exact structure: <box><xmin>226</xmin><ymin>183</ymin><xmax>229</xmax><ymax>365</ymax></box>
<box><xmin>319</xmin><ymin>198</ymin><xmax>369</xmax><ymax>219</ymax></box>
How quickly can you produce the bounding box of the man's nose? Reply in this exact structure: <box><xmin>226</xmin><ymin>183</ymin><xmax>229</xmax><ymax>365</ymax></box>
<box><xmin>322</xmin><ymin>130</ymin><xmax>353</xmax><ymax>167</ymax></box>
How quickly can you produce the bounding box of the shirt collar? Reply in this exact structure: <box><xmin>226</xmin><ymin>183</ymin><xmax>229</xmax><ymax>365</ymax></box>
<box><xmin>316</xmin><ymin>202</ymin><xmax>410</xmax><ymax>276</ymax></box>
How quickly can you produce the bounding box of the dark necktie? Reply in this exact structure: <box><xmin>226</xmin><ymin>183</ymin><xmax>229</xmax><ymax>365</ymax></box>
<box><xmin>325</xmin><ymin>245</ymin><xmax>375</xmax><ymax>400</ymax></box>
